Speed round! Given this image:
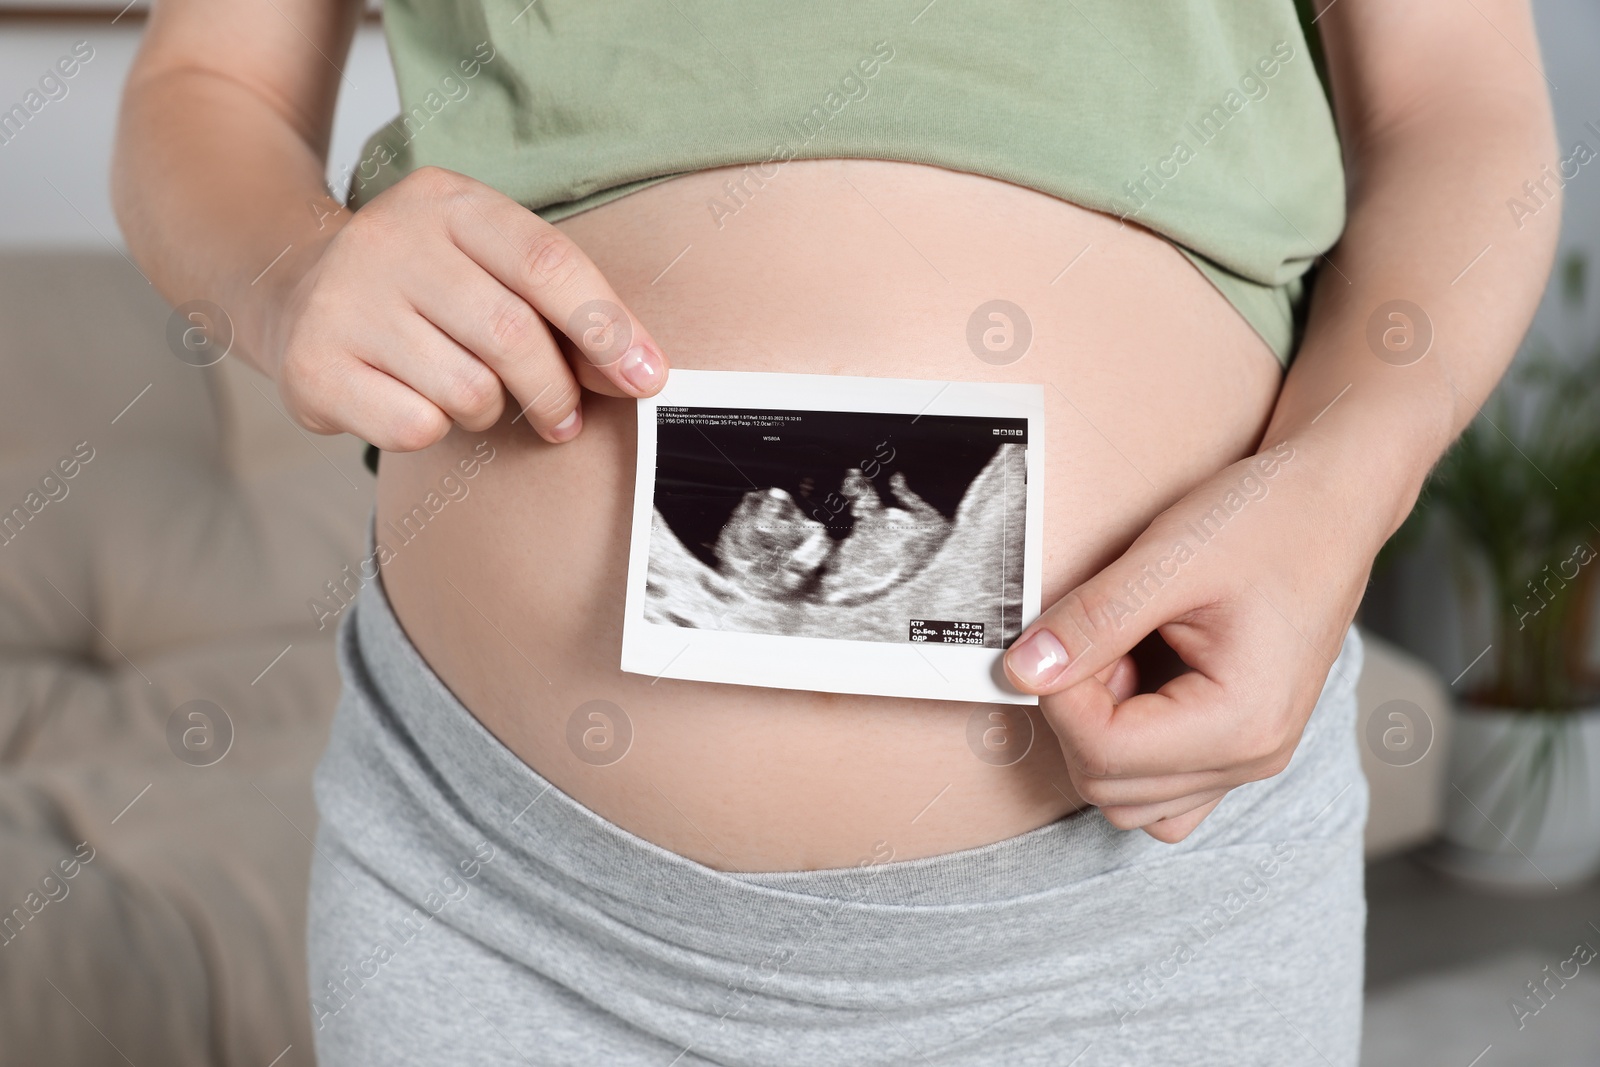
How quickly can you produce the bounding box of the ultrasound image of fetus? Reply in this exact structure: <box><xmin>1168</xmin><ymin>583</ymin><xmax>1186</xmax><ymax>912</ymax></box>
<box><xmin>711</xmin><ymin>470</ymin><xmax>954</xmax><ymax>603</ymax></box>
<box><xmin>712</xmin><ymin>489</ymin><xmax>836</xmax><ymax>599</ymax></box>
<box><xmin>645</xmin><ymin>443</ymin><xmax>1026</xmax><ymax>647</ymax></box>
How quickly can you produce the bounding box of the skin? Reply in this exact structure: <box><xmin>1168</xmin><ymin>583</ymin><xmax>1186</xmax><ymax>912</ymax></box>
<box><xmin>1001</xmin><ymin>0</ymin><xmax>1561</xmax><ymax>839</ymax></box>
<box><xmin>113</xmin><ymin>0</ymin><xmax>1558</xmax><ymax>865</ymax></box>
<box><xmin>370</xmin><ymin>167</ymin><xmax>1273</xmax><ymax>870</ymax></box>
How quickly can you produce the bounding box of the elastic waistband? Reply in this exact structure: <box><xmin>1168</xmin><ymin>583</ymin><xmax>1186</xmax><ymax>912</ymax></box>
<box><xmin>317</xmin><ymin>548</ymin><xmax>1364</xmax><ymax>981</ymax></box>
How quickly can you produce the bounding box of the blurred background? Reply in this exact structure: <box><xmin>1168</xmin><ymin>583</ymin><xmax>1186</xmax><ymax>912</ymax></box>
<box><xmin>1</xmin><ymin>1</ymin><xmax>1597</xmax><ymax>1064</ymax></box>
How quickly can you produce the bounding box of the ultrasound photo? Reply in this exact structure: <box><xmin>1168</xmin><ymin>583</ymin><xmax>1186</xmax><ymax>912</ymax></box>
<box><xmin>644</xmin><ymin>407</ymin><xmax>1028</xmax><ymax>648</ymax></box>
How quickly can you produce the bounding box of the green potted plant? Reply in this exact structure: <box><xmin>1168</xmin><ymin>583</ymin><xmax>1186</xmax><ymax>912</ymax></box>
<box><xmin>1410</xmin><ymin>251</ymin><xmax>1600</xmax><ymax>890</ymax></box>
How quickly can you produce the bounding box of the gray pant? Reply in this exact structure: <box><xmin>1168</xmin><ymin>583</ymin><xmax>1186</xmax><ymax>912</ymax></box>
<box><xmin>307</xmin><ymin>573</ymin><xmax>1367</xmax><ymax>1066</ymax></box>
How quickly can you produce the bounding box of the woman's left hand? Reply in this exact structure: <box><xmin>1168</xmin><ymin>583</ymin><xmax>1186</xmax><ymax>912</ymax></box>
<box><xmin>990</xmin><ymin>0</ymin><xmax>1559</xmax><ymax>847</ymax></box>
<box><xmin>1002</xmin><ymin>437</ymin><xmax>1378</xmax><ymax>842</ymax></box>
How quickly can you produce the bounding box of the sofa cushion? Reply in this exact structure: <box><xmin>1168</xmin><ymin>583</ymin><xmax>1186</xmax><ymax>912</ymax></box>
<box><xmin>0</xmin><ymin>252</ymin><xmax>368</xmax><ymax>1067</ymax></box>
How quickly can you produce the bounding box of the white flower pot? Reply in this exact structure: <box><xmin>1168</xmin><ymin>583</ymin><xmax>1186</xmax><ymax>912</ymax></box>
<box><xmin>1427</xmin><ymin>703</ymin><xmax>1600</xmax><ymax>891</ymax></box>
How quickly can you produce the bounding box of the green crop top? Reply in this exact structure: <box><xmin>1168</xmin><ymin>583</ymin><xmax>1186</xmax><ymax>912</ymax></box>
<box><xmin>349</xmin><ymin>0</ymin><xmax>1345</xmax><ymax>367</ymax></box>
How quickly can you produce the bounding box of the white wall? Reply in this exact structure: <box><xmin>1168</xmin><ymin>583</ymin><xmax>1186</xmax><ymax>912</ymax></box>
<box><xmin>1</xmin><ymin>2</ymin><xmax>1596</xmax><ymax>684</ymax></box>
<box><xmin>1527</xmin><ymin>0</ymin><xmax>1600</xmax><ymax>351</ymax></box>
<box><xmin>1367</xmin><ymin>0</ymin><xmax>1600</xmax><ymax>684</ymax></box>
<box><xmin>2</xmin><ymin>2</ymin><xmax>1594</xmax><ymax>284</ymax></box>
<box><xmin>3</xmin><ymin>4</ymin><xmax>1594</xmax><ymax>288</ymax></box>
<box><xmin>0</xmin><ymin>21</ymin><xmax>398</xmax><ymax>248</ymax></box>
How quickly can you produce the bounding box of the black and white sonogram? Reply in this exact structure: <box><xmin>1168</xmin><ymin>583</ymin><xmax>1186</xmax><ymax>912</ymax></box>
<box><xmin>644</xmin><ymin>407</ymin><xmax>1028</xmax><ymax>648</ymax></box>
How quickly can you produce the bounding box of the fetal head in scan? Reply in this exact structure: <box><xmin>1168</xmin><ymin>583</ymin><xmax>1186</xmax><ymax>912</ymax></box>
<box><xmin>645</xmin><ymin>417</ymin><xmax>1026</xmax><ymax>648</ymax></box>
<box><xmin>715</xmin><ymin>468</ymin><xmax>952</xmax><ymax>603</ymax></box>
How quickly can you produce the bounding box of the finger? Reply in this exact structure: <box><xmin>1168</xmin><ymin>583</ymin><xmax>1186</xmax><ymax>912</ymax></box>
<box><xmin>360</xmin><ymin>313</ymin><xmax>509</xmax><ymax>433</ymax></box>
<box><xmin>1142</xmin><ymin>796</ymin><xmax>1226</xmax><ymax>843</ymax></box>
<box><xmin>1101</xmin><ymin>654</ymin><xmax>1138</xmax><ymax>704</ymax></box>
<box><xmin>1003</xmin><ymin>519</ymin><xmax>1213</xmax><ymax>695</ymax></box>
<box><xmin>435</xmin><ymin>174</ymin><xmax>668</xmax><ymax>398</ymax></box>
<box><xmin>401</xmin><ymin>245</ymin><xmax>584</xmax><ymax>439</ymax></box>
<box><xmin>1100</xmin><ymin>789</ymin><xmax>1228</xmax><ymax>834</ymax></box>
<box><xmin>294</xmin><ymin>357</ymin><xmax>452</xmax><ymax>453</ymax></box>
<box><xmin>1065</xmin><ymin>765</ymin><xmax>1231</xmax><ymax>809</ymax></box>
<box><xmin>1042</xmin><ymin>668</ymin><xmax>1275</xmax><ymax>779</ymax></box>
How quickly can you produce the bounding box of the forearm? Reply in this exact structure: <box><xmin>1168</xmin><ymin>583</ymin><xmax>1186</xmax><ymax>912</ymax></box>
<box><xmin>1263</xmin><ymin>87</ymin><xmax>1561</xmax><ymax>549</ymax></box>
<box><xmin>111</xmin><ymin>15</ymin><xmax>356</xmax><ymax>376</ymax></box>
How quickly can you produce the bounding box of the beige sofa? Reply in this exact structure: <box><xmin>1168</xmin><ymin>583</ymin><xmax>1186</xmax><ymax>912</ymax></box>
<box><xmin>0</xmin><ymin>251</ymin><xmax>1450</xmax><ymax>1064</ymax></box>
<box><xmin>0</xmin><ymin>252</ymin><xmax>366</xmax><ymax>1067</ymax></box>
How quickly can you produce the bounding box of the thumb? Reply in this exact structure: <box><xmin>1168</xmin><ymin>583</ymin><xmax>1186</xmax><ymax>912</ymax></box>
<box><xmin>1003</xmin><ymin>531</ymin><xmax>1205</xmax><ymax>695</ymax></box>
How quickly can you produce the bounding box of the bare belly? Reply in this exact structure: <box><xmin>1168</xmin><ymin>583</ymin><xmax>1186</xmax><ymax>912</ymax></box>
<box><xmin>374</xmin><ymin>159</ymin><xmax>1280</xmax><ymax>872</ymax></box>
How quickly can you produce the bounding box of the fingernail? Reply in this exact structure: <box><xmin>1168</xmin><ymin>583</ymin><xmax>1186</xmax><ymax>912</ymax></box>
<box><xmin>1007</xmin><ymin>629</ymin><xmax>1069</xmax><ymax>687</ymax></box>
<box><xmin>551</xmin><ymin>408</ymin><xmax>580</xmax><ymax>441</ymax></box>
<box><xmin>618</xmin><ymin>345</ymin><xmax>663</xmax><ymax>395</ymax></box>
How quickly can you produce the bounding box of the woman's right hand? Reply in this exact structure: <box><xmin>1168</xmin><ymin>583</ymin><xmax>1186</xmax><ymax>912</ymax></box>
<box><xmin>265</xmin><ymin>166</ymin><xmax>669</xmax><ymax>450</ymax></box>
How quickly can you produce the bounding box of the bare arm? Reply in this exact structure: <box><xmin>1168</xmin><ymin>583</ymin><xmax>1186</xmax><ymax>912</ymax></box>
<box><xmin>1003</xmin><ymin>0</ymin><xmax>1559</xmax><ymax>840</ymax></box>
<box><xmin>113</xmin><ymin>0</ymin><xmax>362</xmax><ymax>376</ymax></box>
<box><xmin>113</xmin><ymin>0</ymin><xmax>670</xmax><ymax>450</ymax></box>
<box><xmin>1266</xmin><ymin>0</ymin><xmax>1562</xmax><ymax>537</ymax></box>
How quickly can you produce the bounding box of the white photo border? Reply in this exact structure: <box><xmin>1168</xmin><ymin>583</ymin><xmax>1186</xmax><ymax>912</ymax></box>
<box><xmin>621</xmin><ymin>370</ymin><xmax>1045</xmax><ymax>706</ymax></box>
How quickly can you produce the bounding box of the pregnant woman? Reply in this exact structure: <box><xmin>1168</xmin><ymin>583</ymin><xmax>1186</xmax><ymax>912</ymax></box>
<box><xmin>114</xmin><ymin>1</ymin><xmax>1558</xmax><ymax>1063</ymax></box>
